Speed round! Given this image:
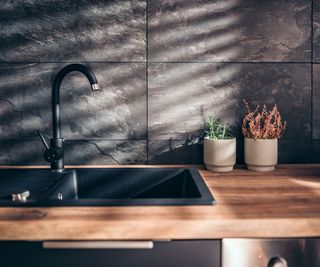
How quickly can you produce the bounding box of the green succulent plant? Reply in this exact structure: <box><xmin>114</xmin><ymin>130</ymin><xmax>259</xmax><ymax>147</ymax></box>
<box><xmin>205</xmin><ymin>116</ymin><xmax>232</xmax><ymax>140</ymax></box>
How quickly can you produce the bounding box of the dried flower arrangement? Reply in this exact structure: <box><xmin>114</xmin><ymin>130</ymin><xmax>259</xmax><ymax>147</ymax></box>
<box><xmin>242</xmin><ymin>99</ymin><xmax>287</xmax><ymax>140</ymax></box>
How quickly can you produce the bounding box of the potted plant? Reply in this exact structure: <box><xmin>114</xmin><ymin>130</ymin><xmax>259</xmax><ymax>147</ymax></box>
<box><xmin>204</xmin><ymin>116</ymin><xmax>236</xmax><ymax>172</ymax></box>
<box><xmin>242</xmin><ymin>99</ymin><xmax>287</xmax><ymax>171</ymax></box>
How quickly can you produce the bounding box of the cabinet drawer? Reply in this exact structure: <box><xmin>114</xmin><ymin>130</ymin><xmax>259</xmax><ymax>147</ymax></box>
<box><xmin>0</xmin><ymin>240</ymin><xmax>220</xmax><ymax>267</ymax></box>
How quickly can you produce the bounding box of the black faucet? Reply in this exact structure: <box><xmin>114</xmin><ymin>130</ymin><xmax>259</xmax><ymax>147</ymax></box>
<box><xmin>38</xmin><ymin>64</ymin><xmax>100</xmax><ymax>172</ymax></box>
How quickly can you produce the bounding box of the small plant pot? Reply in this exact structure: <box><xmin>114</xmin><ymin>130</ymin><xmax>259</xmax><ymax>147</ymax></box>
<box><xmin>244</xmin><ymin>138</ymin><xmax>278</xmax><ymax>171</ymax></box>
<box><xmin>204</xmin><ymin>138</ymin><xmax>236</xmax><ymax>172</ymax></box>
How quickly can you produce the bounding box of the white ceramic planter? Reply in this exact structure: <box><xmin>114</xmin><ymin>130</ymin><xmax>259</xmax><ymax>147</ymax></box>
<box><xmin>204</xmin><ymin>138</ymin><xmax>236</xmax><ymax>172</ymax></box>
<box><xmin>244</xmin><ymin>138</ymin><xmax>278</xmax><ymax>171</ymax></box>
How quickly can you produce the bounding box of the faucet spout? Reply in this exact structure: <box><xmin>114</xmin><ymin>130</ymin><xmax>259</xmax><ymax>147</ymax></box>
<box><xmin>91</xmin><ymin>83</ymin><xmax>100</xmax><ymax>91</ymax></box>
<box><xmin>40</xmin><ymin>64</ymin><xmax>100</xmax><ymax>172</ymax></box>
<box><xmin>52</xmin><ymin>64</ymin><xmax>100</xmax><ymax>139</ymax></box>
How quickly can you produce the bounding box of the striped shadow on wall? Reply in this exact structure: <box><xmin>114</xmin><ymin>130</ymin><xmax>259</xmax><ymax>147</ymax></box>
<box><xmin>0</xmin><ymin>0</ymin><xmax>317</xmax><ymax>165</ymax></box>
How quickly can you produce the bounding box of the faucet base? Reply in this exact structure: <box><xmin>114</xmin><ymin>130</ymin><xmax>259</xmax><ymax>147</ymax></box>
<box><xmin>49</xmin><ymin>138</ymin><xmax>64</xmax><ymax>172</ymax></box>
<box><xmin>50</xmin><ymin>158</ymin><xmax>64</xmax><ymax>172</ymax></box>
<box><xmin>50</xmin><ymin>168</ymin><xmax>64</xmax><ymax>173</ymax></box>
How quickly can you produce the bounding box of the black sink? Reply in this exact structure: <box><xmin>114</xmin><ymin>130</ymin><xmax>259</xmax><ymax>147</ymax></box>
<box><xmin>0</xmin><ymin>168</ymin><xmax>215</xmax><ymax>206</ymax></box>
<box><xmin>0</xmin><ymin>169</ymin><xmax>78</xmax><ymax>203</ymax></box>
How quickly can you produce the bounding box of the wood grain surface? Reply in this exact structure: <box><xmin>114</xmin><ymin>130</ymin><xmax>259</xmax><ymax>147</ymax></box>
<box><xmin>0</xmin><ymin>165</ymin><xmax>319</xmax><ymax>240</ymax></box>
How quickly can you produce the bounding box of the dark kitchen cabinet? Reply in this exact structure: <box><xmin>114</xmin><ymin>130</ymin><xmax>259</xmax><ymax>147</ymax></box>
<box><xmin>0</xmin><ymin>240</ymin><xmax>220</xmax><ymax>267</ymax></box>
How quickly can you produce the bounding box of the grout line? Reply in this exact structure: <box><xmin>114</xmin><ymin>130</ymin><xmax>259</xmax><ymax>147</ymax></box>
<box><xmin>0</xmin><ymin>138</ymin><xmax>313</xmax><ymax>142</ymax></box>
<box><xmin>0</xmin><ymin>61</ymin><xmax>147</xmax><ymax>64</ymax></box>
<box><xmin>0</xmin><ymin>61</ymin><xmax>315</xmax><ymax>65</ymax></box>
<box><xmin>148</xmin><ymin>61</ymin><xmax>312</xmax><ymax>64</ymax></box>
<box><xmin>311</xmin><ymin>0</ymin><xmax>314</xmax><ymax>161</ymax></box>
<box><xmin>312</xmin><ymin>0</ymin><xmax>314</xmax><ymax>64</ymax></box>
<box><xmin>146</xmin><ymin>0</ymin><xmax>149</xmax><ymax>164</ymax></box>
<box><xmin>1</xmin><ymin>139</ymin><xmax>148</xmax><ymax>142</ymax></box>
<box><xmin>147</xmin><ymin>139</ymin><xmax>312</xmax><ymax>142</ymax></box>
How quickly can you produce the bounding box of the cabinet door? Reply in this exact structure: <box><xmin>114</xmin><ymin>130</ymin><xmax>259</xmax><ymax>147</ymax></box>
<box><xmin>0</xmin><ymin>240</ymin><xmax>220</xmax><ymax>267</ymax></box>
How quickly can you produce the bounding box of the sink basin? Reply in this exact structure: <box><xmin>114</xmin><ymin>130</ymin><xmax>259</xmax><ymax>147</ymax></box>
<box><xmin>0</xmin><ymin>169</ymin><xmax>78</xmax><ymax>203</ymax></box>
<box><xmin>0</xmin><ymin>168</ymin><xmax>215</xmax><ymax>206</ymax></box>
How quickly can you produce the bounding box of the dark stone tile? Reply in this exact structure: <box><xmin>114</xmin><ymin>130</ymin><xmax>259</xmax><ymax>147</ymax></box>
<box><xmin>0</xmin><ymin>140</ymin><xmax>44</xmax><ymax>165</ymax></box>
<box><xmin>148</xmin><ymin>63</ymin><xmax>311</xmax><ymax>140</ymax></box>
<box><xmin>312</xmin><ymin>140</ymin><xmax>320</xmax><ymax>163</ymax></box>
<box><xmin>313</xmin><ymin>64</ymin><xmax>320</xmax><ymax>139</ymax></box>
<box><xmin>0</xmin><ymin>63</ymin><xmax>146</xmax><ymax>140</ymax></box>
<box><xmin>148</xmin><ymin>139</ymin><xmax>312</xmax><ymax>165</ymax></box>
<box><xmin>149</xmin><ymin>0</ymin><xmax>310</xmax><ymax>62</ymax></box>
<box><xmin>278</xmin><ymin>139</ymin><xmax>312</xmax><ymax>163</ymax></box>
<box><xmin>148</xmin><ymin>140</ymin><xmax>203</xmax><ymax>164</ymax></box>
<box><xmin>235</xmin><ymin>140</ymin><xmax>245</xmax><ymax>165</ymax></box>
<box><xmin>313</xmin><ymin>0</ymin><xmax>320</xmax><ymax>62</ymax></box>
<box><xmin>0</xmin><ymin>0</ymin><xmax>146</xmax><ymax>62</ymax></box>
<box><xmin>237</xmin><ymin>139</ymin><xmax>312</xmax><ymax>164</ymax></box>
<box><xmin>0</xmin><ymin>140</ymin><xmax>147</xmax><ymax>165</ymax></box>
<box><xmin>64</xmin><ymin>140</ymin><xmax>147</xmax><ymax>165</ymax></box>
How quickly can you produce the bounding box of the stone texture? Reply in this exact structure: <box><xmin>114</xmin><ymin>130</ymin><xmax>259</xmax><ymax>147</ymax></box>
<box><xmin>312</xmin><ymin>140</ymin><xmax>320</xmax><ymax>163</ymax></box>
<box><xmin>0</xmin><ymin>0</ymin><xmax>146</xmax><ymax>62</ymax></box>
<box><xmin>313</xmin><ymin>0</ymin><xmax>320</xmax><ymax>62</ymax></box>
<box><xmin>148</xmin><ymin>139</ymin><xmax>312</xmax><ymax>164</ymax></box>
<box><xmin>148</xmin><ymin>140</ymin><xmax>203</xmax><ymax>164</ymax></box>
<box><xmin>64</xmin><ymin>140</ymin><xmax>147</xmax><ymax>164</ymax></box>
<box><xmin>0</xmin><ymin>140</ymin><xmax>147</xmax><ymax>165</ymax></box>
<box><xmin>313</xmin><ymin>64</ymin><xmax>320</xmax><ymax>139</ymax></box>
<box><xmin>278</xmin><ymin>140</ymin><xmax>312</xmax><ymax>164</ymax></box>
<box><xmin>236</xmin><ymin>139</ymin><xmax>312</xmax><ymax>164</ymax></box>
<box><xmin>0</xmin><ymin>63</ymin><xmax>146</xmax><ymax>140</ymax></box>
<box><xmin>0</xmin><ymin>140</ymin><xmax>44</xmax><ymax>165</ymax></box>
<box><xmin>148</xmin><ymin>63</ymin><xmax>311</xmax><ymax>141</ymax></box>
<box><xmin>149</xmin><ymin>0</ymin><xmax>311</xmax><ymax>62</ymax></box>
<box><xmin>0</xmin><ymin>1</ymin><xmax>316</xmax><ymax>165</ymax></box>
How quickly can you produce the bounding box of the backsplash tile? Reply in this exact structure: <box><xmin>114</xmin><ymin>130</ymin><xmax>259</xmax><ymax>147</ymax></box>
<box><xmin>0</xmin><ymin>63</ymin><xmax>146</xmax><ymax>140</ymax></box>
<box><xmin>148</xmin><ymin>140</ymin><xmax>203</xmax><ymax>164</ymax></box>
<box><xmin>313</xmin><ymin>64</ymin><xmax>320</xmax><ymax>139</ymax></box>
<box><xmin>0</xmin><ymin>0</ymin><xmax>146</xmax><ymax>62</ymax></box>
<box><xmin>148</xmin><ymin>63</ymin><xmax>311</xmax><ymax>140</ymax></box>
<box><xmin>313</xmin><ymin>0</ymin><xmax>320</xmax><ymax>62</ymax></box>
<box><xmin>148</xmin><ymin>139</ymin><xmax>312</xmax><ymax>165</ymax></box>
<box><xmin>0</xmin><ymin>0</ymin><xmax>317</xmax><ymax>165</ymax></box>
<box><xmin>0</xmin><ymin>141</ymin><xmax>43</xmax><ymax>165</ymax></box>
<box><xmin>312</xmin><ymin>140</ymin><xmax>320</xmax><ymax>163</ymax></box>
<box><xmin>149</xmin><ymin>0</ymin><xmax>310</xmax><ymax>62</ymax></box>
<box><xmin>0</xmin><ymin>140</ymin><xmax>147</xmax><ymax>165</ymax></box>
<box><xmin>64</xmin><ymin>140</ymin><xmax>147</xmax><ymax>165</ymax></box>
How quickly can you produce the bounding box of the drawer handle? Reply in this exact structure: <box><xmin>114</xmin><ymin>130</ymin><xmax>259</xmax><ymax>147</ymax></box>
<box><xmin>43</xmin><ymin>241</ymin><xmax>154</xmax><ymax>249</ymax></box>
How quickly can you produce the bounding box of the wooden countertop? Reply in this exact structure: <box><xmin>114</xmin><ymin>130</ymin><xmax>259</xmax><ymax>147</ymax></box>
<box><xmin>0</xmin><ymin>165</ymin><xmax>319</xmax><ymax>240</ymax></box>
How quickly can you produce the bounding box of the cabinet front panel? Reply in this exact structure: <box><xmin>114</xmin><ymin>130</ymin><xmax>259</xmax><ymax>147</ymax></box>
<box><xmin>0</xmin><ymin>240</ymin><xmax>220</xmax><ymax>267</ymax></box>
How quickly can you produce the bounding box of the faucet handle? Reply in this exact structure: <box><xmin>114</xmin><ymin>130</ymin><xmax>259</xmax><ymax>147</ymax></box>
<box><xmin>44</xmin><ymin>146</ymin><xmax>64</xmax><ymax>163</ymax></box>
<box><xmin>37</xmin><ymin>130</ymin><xmax>49</xmax><ymax>149</ymax></box>
<box><xmin>37</xmin><ymin>130</ymin><xmax>63</xmax><ymax>163</ymax></box>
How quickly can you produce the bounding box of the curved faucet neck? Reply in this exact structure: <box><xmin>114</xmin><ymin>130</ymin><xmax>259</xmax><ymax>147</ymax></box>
<box><xmin>52</xmin><ymin>64</ymin><xmax>99</xmax><ymax>139</ymax></box>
